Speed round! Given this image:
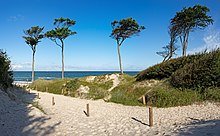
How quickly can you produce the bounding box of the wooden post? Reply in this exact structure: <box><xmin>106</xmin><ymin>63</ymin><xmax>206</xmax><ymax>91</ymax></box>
<box><xmin>149</xmin><ymin>106</ymin><xmax>153</xmax><ymax>127</ymax></box>
<box><xmin>37</xmin><ymin>93</ymin><xmax>40</xmax><ymax>99</ymax></box>
<box><xmin>143</xmin><ymin>95</ymin><xmax>146</xmax><ymax>105</ymax></box>
<box><xmin>86</xmin><ymin>104</ymin><xmax>89</xmax><ymax>117</ymax></box>
<box><xmin>46</xmin><ymin>87</ymin><xmax>48</xmax><ymax>92</ymax></box>
<box><xmin>52</xmin><ymin>97</ymin><xmax>55</xmax><ymax>105</ymax></box>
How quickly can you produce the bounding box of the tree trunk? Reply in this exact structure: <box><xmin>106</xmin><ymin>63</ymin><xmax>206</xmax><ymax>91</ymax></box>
<box><xmin>117</xmin><ymin>44</ymin><xmax>123</xmax><ymax>74</ymax></box>
<box><xmin>32</xmin><ymin>50</ymin><xmax>35</xmax><ymax>82</ymax></box>
<box><xmin>61</xmin><ymin>40</ymin><xmax>64</xmax><ymax>79</ymax></box>
<box><xmin>182</xmin><ymin>32</ymin><xmax>189</xmax><ymax>56</ymax></box>
<box><xmin>169</xmin><ymin>41</ymin><xmax>173</xmax><ymax>60</ymax></box>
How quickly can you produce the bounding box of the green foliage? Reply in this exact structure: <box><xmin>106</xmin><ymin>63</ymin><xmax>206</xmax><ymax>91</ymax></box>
<box><xmin>170</xmin><ymin>4</ymin><xmax>213</xmax><ymax>56</ymax></box>
<box><xmin>171</xmin><ymin>5</ymin><xmax>213</xmax><ymax>32</ymax></box>
<box><xmin>110</xmin><ymin>75</ymin><xmax>148</xmax><ymax>106</ymax></box>
<box><xmin>171</xmin><ymin>49</ymin><xmax>220</xmax><ymax>89</ymax></box>
<box><xmin>29</xmin><ymin>77</ymin><xmax>112</xmax><ymax>100</ymax></box>
<box><xmin>0</xmin><ymin>50</ymin><xmax>13</xmax><ymax>89</ymax></box>
<box><xmin>145</xmin><ymin>88</ymin><xmax>201</xmax><ymax>107</ymax></box>
<box><xmin>202</xmin><ymin>87</ymin><xmax>220</xmax><ymax>101</ymax></box>
<box><xmin>29</xmin><ymin>79</ymin><xmax>68</xmax><ymax>94</ymax></box>
<box><xmin>136</xmin><ymin>54</ymin><xmax>199</xmax><ymax>81</ymax></box>
<box><xmin>110</xmin><ymin>85</ymin><xmax>148</xmax><ymax>106</ymax></box>
<box><xmin>45</xmin><ymin>17</ymin><xmax>76</xmax><ymax>45</ymax></box>
<box><xmin>23</xmin><ymin>26</ymin><xmax>44</xmax><ymax>51</ymax></box>
<box><xmin>110</xmin><ymin>18</ymin><xmax>145</xmax><ymax>41</ymax></box>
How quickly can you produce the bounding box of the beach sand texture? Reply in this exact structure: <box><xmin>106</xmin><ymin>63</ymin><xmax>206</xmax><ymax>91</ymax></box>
<box><xmin>1</xmin><ymin>89</ymin><xmax>220</xmax><ymax>136</ymax></box>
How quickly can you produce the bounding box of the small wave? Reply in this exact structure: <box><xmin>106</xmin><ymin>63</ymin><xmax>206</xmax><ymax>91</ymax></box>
<box><xmin>38</xmin><ymin>77</ymin><xmax>57</xmax><ymax>80</ymax></box>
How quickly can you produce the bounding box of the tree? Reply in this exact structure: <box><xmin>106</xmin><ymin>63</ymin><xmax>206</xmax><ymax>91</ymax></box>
<box><xmin>156</xmin><ymin>44</ymin><xmax>178</xmax><ymax>62</ymax></box>
<box><xmin>45</xmin><ymin>17</ymin><xmax>76</xmax><ymax>79</ymax></box>
<box><xmin>0</xmin><ymin>50</ymin><xmax>13</xmax><ymax>89</ymax></box>
<box><xmin>110</xmin><ymin>18</ymin><xmax>145</xmax><ymax>74</ymax></box>
<box><xmin>171</xmin><ymin>5</ymin><xmax>213</xmax><ymax>56</ymax></box>
<box><xmin>23</xmin><ymin>26</ymin><xmax>44</xmax><ymax>82</ymax></box>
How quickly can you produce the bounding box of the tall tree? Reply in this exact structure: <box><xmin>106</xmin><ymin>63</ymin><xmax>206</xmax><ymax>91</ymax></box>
<box><xmin>23</xmin><ymin>26</ymin><xmax>44</xmax><ymax>82</ymax></box>
<box><xmin>45</xmin><ymin>17</ymin><xmax>76</xmax><ymax>79</ymax></box>
<box><xmin>110</xmin><ymin>18</ymin><xmax>145</xmax><ymax>74</ymax></box>
<box><xmin>171</xmin><ymin>5</ymin><xmax>213</xmax><ymax>56</ymax></box>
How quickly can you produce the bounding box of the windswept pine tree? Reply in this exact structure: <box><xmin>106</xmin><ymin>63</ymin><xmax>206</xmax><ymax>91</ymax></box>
<box><xmin>170</xmin><ymin>5</ymin><xmax>213</xmax><ymax>56</ymax></box>
<box><xmin>110</xmin><ymin>18</ymin><xmax>145</xmax><ymax>74</ymax></box>
<box><xmin>45</xmin><ymin>17</ymin><xmax>76</xmax><ymax>79</ymax></box>
<box><xmin>23</xmin><ymin>26</ymin><xmax>44</xmax><ymax>82</ymax></box>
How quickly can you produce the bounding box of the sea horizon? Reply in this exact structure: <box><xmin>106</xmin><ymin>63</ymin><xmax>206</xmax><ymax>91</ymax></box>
<box><xmin>13</xmin><ymin>71</ymin><xmax>140</xmax><ymax>81</ymax></box>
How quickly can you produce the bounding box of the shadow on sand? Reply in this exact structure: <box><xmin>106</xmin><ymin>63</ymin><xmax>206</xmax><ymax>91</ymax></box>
<box><xmin>0</xmin><ymin>87</ymin><xmax>61</xmax><ymax>136</ymax></box>
<box><xmin>177</xmin><ymin>119</ymin><xmax>220</xmax><ymax>136</ymax></box>
<box><xmin>131</xmin><ymin>117</ymin><xmax>148</xmax><ymax>126</ymax></box>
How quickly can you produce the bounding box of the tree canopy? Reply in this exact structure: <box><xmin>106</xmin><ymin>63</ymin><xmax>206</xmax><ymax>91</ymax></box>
<box><xmin>45</xmin><ymin>17</ymin><xmax>76</xmax><ymax>47</ymax></box>
<box><xmin>23</xmin><ymin>26</ymin><xmax>44</xmax><ymax>52</ymax></box>
<box><xmin>110</xmin><ymin>17</ymin><xmax>145</xmax><ymax>46</ymax></box>
<box><xmin>170</xmin><ymin>4</ymin><xmax>213</xmax><ymax>56</ymax></box>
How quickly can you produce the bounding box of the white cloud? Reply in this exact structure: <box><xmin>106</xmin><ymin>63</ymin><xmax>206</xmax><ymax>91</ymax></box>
<box><xmin>8</xmin><ymin>14</ymin><xmax>24</xmax><ymax>22</ymax></box>
<box><xmin>12</xmin><ymin>63</ymin><xmax>143</xmax><ymax>71</ymax></box>
<box><xmin>188</xmin><ymin>30</ymin><xmax>220</xmax><ymax>54</ymax></box>
<box><xmin>11</xmin><ymin>63</ymin><xmax>31</xmax><ymax>70</ymax></box>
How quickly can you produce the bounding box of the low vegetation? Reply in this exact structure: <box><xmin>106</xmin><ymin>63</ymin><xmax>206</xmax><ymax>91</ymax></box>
<box><xmin>29</xmin><ymin>75</ymin><xmax>113</xmax><ymax>100</ymax></box>
<box><xmin>28</xmin><ymin>49</ymin><xmax>220</xmax><ymax>107</ymax></box>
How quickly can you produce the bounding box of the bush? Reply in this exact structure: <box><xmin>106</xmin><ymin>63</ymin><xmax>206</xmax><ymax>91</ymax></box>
<box><xmin>145</xmin><ymin>80</ymin><xmax>201</xmax><ymax>107</ymax></box>
<box><xmin>0</xmin><ymin>50</ymin><xmax>13</xmax><ymax>89</ymax></box>
<box><xmin>30</xmin><ymin>79</ymin><xmax>68</xmax><ymax>94</ymax></box>
<box><xmin>136</xmin><ymin>54</ymin><xmax>199</xmax><ymax>81</ymax></box>
<box><xmin>110</xmin><ymin>81</ymin><xmax>149</xmax><ymax>106</ymax></box>
<box><xmin>171</xmin><ymin>49</ymin><xmax>220</xmax><ymax>89</ymax></box>
<box><xmin>202</xmin><ymin>87</ymin><xmax>220</xmax><ymax>101</ymax></box>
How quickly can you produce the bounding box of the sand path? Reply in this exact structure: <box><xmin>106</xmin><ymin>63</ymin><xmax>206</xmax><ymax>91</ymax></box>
<box><xmin>1</xmin><ymin>89</ymin><xmax>220</xmax><ymax>136</ymax></box>
<box><xmin>31</xmin><ymin>90</ymin><xmax>220</xmax><ymax>136</ymax></box>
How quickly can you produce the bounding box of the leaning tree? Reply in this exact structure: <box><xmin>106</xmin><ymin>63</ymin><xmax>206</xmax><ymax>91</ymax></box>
<box><xmin>45</xmin><ymin>17</ymin><xmax>76</xmax><ymax>79</ymax></box>
<box><xmin>23</xmin><ymin>26</ymin><xmax>44</xmax><ymax>82</ymax></box>
<box><xmin>110</xmin><ymin>18</ymin><xmax>145</xmax><ymax>74</ymax></box>
<box><xmin>171</xmin><ymin>4</ymin><xmax>213</xmax><ymax>56</ymax></box>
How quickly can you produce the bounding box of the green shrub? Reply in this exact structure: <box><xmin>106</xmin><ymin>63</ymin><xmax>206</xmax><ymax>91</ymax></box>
<box><xmin>202</xmin><ymin>87</ymin><xmax>220</xmax><ymax>101</ymax></box>
<box><xmin>171</xmin><ymin>49</ymin><xmax>220</xmax><ymax>89</ymax></box>
<box><xmin>30</xmin><ymin>79</ymin><xmax>68</xmax><ymax>94</ymax></box>
<box><xmin>110</xmin><ymin>83</ymin><xmax>149</xmax><ymax>106</ymax></box>
<box><xmin>136</xmin><ymin>54</ymin><xmax>199</xmax><ymax>81</ymax></box>
<box><xmin>145</xmin><ymin>88</ymin><xmax>201</xmax><ymax>107</ymax></box>
<box><xmin>0</xmin><ymin>50</ymin><xmax>13</xmax><ymax>89</ymax></box>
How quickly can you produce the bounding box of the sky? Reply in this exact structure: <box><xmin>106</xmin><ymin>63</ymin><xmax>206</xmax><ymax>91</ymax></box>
<box><xmin>0</xmin><ymin>0</ymin><xmax>220</xmax><ymax>71</ymax></box>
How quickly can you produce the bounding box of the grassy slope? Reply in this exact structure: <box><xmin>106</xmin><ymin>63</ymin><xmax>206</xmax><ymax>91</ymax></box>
<box><xmin>29</xmin><ymin>49</ymin><xmax>220</xmax><ymax>108</ymax></box>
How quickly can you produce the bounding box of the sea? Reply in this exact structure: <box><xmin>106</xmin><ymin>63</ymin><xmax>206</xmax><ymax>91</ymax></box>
<box><xmin>13</xmin><ymin>71</ymin><xmax>139</xmax><ymax>82</ymax></box>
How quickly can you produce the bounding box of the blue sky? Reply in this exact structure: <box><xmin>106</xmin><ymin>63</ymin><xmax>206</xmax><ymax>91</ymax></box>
<box><xmin>0</xmin><ymin>0</ymin><xmax>220</xmax><ymax>71</ymax></box>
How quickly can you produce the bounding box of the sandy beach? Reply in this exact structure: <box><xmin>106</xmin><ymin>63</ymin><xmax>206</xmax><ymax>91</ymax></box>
<box><xmin>1</xmin><ymin>88</ymin><xmax>220</xmax><ymax>136</ymax></box>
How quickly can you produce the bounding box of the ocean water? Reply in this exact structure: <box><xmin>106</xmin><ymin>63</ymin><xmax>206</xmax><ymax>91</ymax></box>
<box><xmin>13</xmin><ymin>71</ymin><xmax>139</xmax><ymax>81</ymax></box>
